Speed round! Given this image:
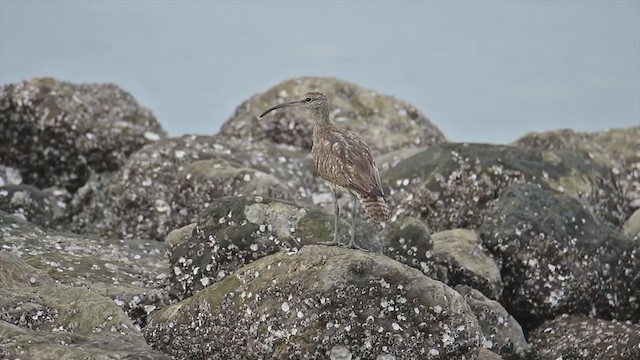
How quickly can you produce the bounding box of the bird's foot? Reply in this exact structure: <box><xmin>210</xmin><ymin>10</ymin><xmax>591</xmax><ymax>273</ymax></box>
<box><xmin>317</xmin><ymin>238</ymin><xmax>341</xmax><ymax>247</ymax></box>
<box><xmin>347</xmin><ymin>239</ymin><xmax>370</xmax><ymax>252</ymax></box>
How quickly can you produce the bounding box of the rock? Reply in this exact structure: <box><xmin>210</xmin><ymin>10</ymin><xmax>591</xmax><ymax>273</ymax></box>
<box><xmin>0</xmin><ymin>211</ymin><xmax>169</xmax><ymax>328</ymax></box>
<box><xmin>215</xmin><ymin>76</ymin><xmax>446</xmax><ymax>154</ymax></box>
<box><xmin>529</xmin><ymin>315</ymin><xmax>640</xmax><ymax>360</ymax></box>
<box><xmin>431</xmin><ymin>230</ymin><xmax>502</xmax><ymax>300</ymax></box>
<box><xmin>166</xmin><ymin>195</ymin><xmax>379</xmax><ymax>299</ymax></box>
<box><xmin>145</xmin><ymin>245</ymin><xmax>483</xmax><ymax>359</ymax></box>
<box><xmin>383</xmin><ymin>218</ymin><xmax>502</xmax><ymax>300</ymax></box>
<box><xmin>66</xmin><ymin>135</ymin><xmax>298</xmax><ymax>240</ymax></box>
<box><xmin>384</xmin><ymin>143</ymin><xmax>626</xmax><ymax>233</ymax></box>
<box><xmin>0</xmin><ymin>252</ymin><xmax>170</xmax><ymax>360</ymax></box>
<box><xmin>479</xmin><ymin>184</ymin><xmax>639</xmax><ymax>328</ymax></box>
<box><xmin>456</xmin><ymin>285</ymin><xmax>530</xmax><ymax>359</ymax></box>
<box><xmin>477</xmin><ymin>348</ymin><xmax>504</xmax><ymax>360</ymax></box>
<box><xmin>513</xmin><ymin>126</ymin><xmax>640</xmax><ymax>212</ymax></box>
<box><xmin>623</xmin><ymin>209</ymin><xmax>640</xmax><ymax>240</ymax></box>
<box><xmin>0</xmin><ymin>184</ymin><xmax>57</xmax><ymax>227</ymax></box>
<box><xmin>0</xmin><ymin>165</ymin><xmax>22</xmax><ymax>186</ymax></box>
<box><xmin>0</xmin><ymin>78</ymin><xmax>166</xmax><ymax>193</ymax></box>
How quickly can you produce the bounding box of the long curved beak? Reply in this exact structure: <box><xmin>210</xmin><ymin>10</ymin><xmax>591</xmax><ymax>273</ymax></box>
<box><xmin>259</xmin><ymin>100</ymin><xmax>304</xmax><ymax>118</ymax></box>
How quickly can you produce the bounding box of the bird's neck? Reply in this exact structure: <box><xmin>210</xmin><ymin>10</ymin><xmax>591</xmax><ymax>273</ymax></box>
<box><xmin>312</xmin><ymin>107</ymin><xmax>332</xmax><ymax>127</ymax></box>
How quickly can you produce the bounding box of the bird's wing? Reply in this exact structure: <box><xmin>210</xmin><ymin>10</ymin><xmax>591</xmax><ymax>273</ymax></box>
<box><xmin>314</xmin><ymin>128</ymin><xmax>384</xmax><ymax>197</ymax></box>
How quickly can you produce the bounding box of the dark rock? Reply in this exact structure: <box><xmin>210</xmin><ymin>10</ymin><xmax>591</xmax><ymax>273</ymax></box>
<box><xmin>0</xmin><ymin>252</ymin><xmax>170</xmax><ymax>360</ymax></box>
<box><xmin>145</xmin><ymin>245</ymin><xmax>483</xmax><ymax>359</ymax></box>
<box><xmin>479</xmin><ymin>184</ymin><xmax>639</xmax><ymax>328</ymax></box>
<box><xmin>383</xmin><ymin>218</ymin><xmax>502</xmax><ymax>300</ymax></box>
<box><xmin>215</xmin><ymin>76</ymin><xmax>446</xmax><ymax>154</ymax></box>
<box><xmin>0</xmin><ymin>184</ymin><xmax>56</xmax><ymax>227</ymax></box>
<box><xmin>384</xmin><ymin>143</ymin><xmax>626</xmax><ymax>232</ymax></box>
<box><xmin>166</xmin><ymin>195</ymin><xmax>379</xmax><ymax>299</ymax></box>
<box><xmin>529</xmin><ymin>315</ymin><xmax>640</xmax><ymax>360</ymax></box>
<box><xmin>513</xmin><ymin>126</ymin><xmax>640</xmax><ymax>212</ymax></box>
<box><xmin>0</xmin><ymin>77</ymin><xmax>166</xmax><ymax>192</ymax></box>
<box><xmin>456</xmin><ymin>285</ymin><xmax>530</xmax><ymax>359</ymax></box>
<box><xmin>0</xmin><ymin>211</ymin><xmax>169</xmax><ymax>328</ymax></box>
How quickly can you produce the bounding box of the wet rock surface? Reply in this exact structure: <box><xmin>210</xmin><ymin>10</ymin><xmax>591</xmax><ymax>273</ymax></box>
<box><xmin>529</xmin><ymin>315</ymin><xmax>640</xmax><ymax>360</ymax></box>
<box><xmin>0</xmin><ymin>77</ymin><xmax>166</xmax><ymax>193</ymax></box>
<box><xmin>215</xmin><ymin>76</ymin><xmax>446</xmax><ymax>153</ymax></box>
<box><xmin>144</xmin><ymin>245</ymin><xmax>483</xmax><ymax>359</ymax></box>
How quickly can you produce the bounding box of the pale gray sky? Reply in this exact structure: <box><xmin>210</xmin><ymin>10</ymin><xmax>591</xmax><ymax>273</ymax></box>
<box><xmin>1</xmin><ymin>0</ymin><xmax>638</xmax><ymax>143</ymax></box>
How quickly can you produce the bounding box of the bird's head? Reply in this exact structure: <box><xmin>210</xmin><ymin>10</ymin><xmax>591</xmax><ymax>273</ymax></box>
<box><xmin>259</xmin><ymin>91</ymin><xmax>329</xmax><ymax>119</ymax></box>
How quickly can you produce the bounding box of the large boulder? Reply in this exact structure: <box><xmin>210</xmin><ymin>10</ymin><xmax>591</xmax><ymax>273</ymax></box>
<box><xmin>0</xmin><ymin>252</ymin><xmax>170</xmax><ymax>360</ymax></box>
<box><xmin>479</xmin><ymin>184</ymin><xmax>639</xmax><ymax>328</ymax></box>
<box><xmin>0</xmin><ymin>211</ymin><xmax>169</xmax><ymax>328</ymax></box>
<box><xmin>384</xmin><ymin>143</ymin><xmax>625</xmax><ymax>232</ymax></box>
<box><xmin>0</xmin><ymin>78</ymin><xmax>166</xmax><ymax>192</ymax></box>
<box><xmin>215</xmin><ymin>77</ymin><xmax>446</xmax><ymax>154</ymax></box>
<box><xmin>529</xmin><ymin>315</ymin><xmax>640</xmax><ymax>360</ymax></box>
<box><xmin>165</xmin><ymin>195</ymin><xmax>379</xmax><ymax>299</ymax></box>
<box><xmin>145</xmin><ymin>245</ymin><xmax>483</xmax><ymax>359</ymax></box>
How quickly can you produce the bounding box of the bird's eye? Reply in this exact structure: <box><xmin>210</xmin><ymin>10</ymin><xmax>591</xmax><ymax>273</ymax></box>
<box><xmin>305</xmin><ymin>97</ymin><xmax>312</xmax><ymax>102</ymax></box>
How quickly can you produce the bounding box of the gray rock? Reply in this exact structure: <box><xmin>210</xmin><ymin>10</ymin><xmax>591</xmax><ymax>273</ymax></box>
<box><xmin>384</xmin><ymin>143</ymin><xmax>626</xmax><ymax>232</ymax></box>
<box><xmin>0</xmin><ymin>252</ymin><xmax>170</xmax><ymax>360</ymax></box>
<box><xmin>477</xmin><ymin>349</ymin><xmax>504</xmax><ymax>360</ymax></box>
<box><xmin>0</xmin><ymin>77</ymin><xmax>166</xmax><ymax>192</ymax></box>
<box><xmin>623</xmin><ymin>209</ymin><xmax>640</xmax><ymax>240</ymax></box>
<box><xmin>67</xmin><ymin>135</ymin><xmax>299</xmax><ymax>241</ymax></box>
<box><xmin>0</xmin><ymin>184</ymin><xmax>56</xmax><ymax>227</ymax></box>
<box><xmin>144</xmin><ymin>245</ymin><xmax>483</xmax><ymax>359</ymax></box>
<box><xmin>431</xmin><ymin>230</ymin><xmax>502</xmax><ymax>300</ymax></box>
<box><xmin>529</xmin><ymin>315</ymin><xmax>640</xmax><ymax>360</ymax></box>
<box><xmin>382</xmin><ymin>218</ymin><xmax>502</xmax><ymax>300</ymax></box>
<box><xmin>166</xmin><ymin>195</ymin><xmax>379</xmax><ymax>299</ymax></box>
<box><xmin>215</xmin><ymin>76</ymin><xmax>446</xmax><ymax>154</ymax></box>
<box><xmin>456</xmin><ymin>285</ymin><xmax>530</xmax><ymax>359</ymax></box>
<box><xmin>513</xmin><ymin>126</ymin><xmax>640</xmax><ymax>212</ymax></box>
<box><xmin>0</xmin><ymin>165</ymin><xmax>22</xmax><ymax>186</ymax></box>
<box><xmin>479</xmin><ymin>184</ymin><xmax>639</xmax><ymax>327</ymax></box>
<box><xmin>0</xmin><ymin>210</ymin><xmax>169</xmax><ymax>328</ymax></box>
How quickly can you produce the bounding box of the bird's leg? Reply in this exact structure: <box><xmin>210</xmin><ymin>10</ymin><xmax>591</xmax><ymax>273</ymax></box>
<box><xmin>319</xmin><ymin>188</ymin><xmax>341</xmax><ymax>246</ymax></box>
<box><xmin>348</xmin><ymin>196</ymin><xmax>368</xmax><ymax>251</ymax></box>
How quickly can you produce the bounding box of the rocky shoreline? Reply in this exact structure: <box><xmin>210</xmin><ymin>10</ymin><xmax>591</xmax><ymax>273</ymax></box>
<box><xmin>1</xmin><ymin>77</ymin><xmax>638</xmax><ymax>359</ymax></box>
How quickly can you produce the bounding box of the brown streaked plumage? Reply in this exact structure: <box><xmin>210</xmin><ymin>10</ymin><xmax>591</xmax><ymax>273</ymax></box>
<box><xmin>260</xmin><ymin>91</ymin><xmax>390</xmax><ymax>249</ymax></box>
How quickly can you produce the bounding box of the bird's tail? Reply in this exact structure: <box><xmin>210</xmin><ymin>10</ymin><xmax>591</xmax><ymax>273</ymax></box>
<box><xmin>358</xmin><ymin>194</ymin><xmax>390</xmax><ymax>223</ymax></box>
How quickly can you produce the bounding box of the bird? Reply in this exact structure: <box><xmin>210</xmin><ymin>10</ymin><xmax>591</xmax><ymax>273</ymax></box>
<box><xmin>259</xmin><ymin>91</ymin><xmax>390</xmax><ymax>250</ymax></box>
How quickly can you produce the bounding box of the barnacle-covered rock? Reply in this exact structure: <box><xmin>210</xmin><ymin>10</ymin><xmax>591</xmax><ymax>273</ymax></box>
<box><xmin>166</xmin><ymin>195</ymin><xmax>379</xmax><ymax>299</ymax></box>
<box><xmin>529</xmin><ymin>315</ymin><xmax>640</xmax><ymax>360</ymax></box>
<box><xmin>0</xmin><ymin>252</ymin><xmax>170</xmax><ymax>360</ymax></box>
<box><xmin>145</xmin><ymin>245</ymin><xmax>483</xmax><ymax>359</ymax></box>
<box><xmin>384</xmin><ymin>143</ymin><xmax>625</xmax><ymax>232</ymax></box>
<box><xmin>0</xmin><ymin>211</ymin><xmax>169</xmax><ymax>328</ymax></box>
<box><xmin>479</xmin><ymin>184</ymin><xmax>639</xmax><ymax>328</ymax></box>
<box><xmin>0</xmin><ymin>77</ymin><xmax>165</xmax><ymax>192</ymax></box>
<box><xmin>215</xmin><ymin>76</ymin><xmax>446</xmax><ymax>154</ymax></box>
